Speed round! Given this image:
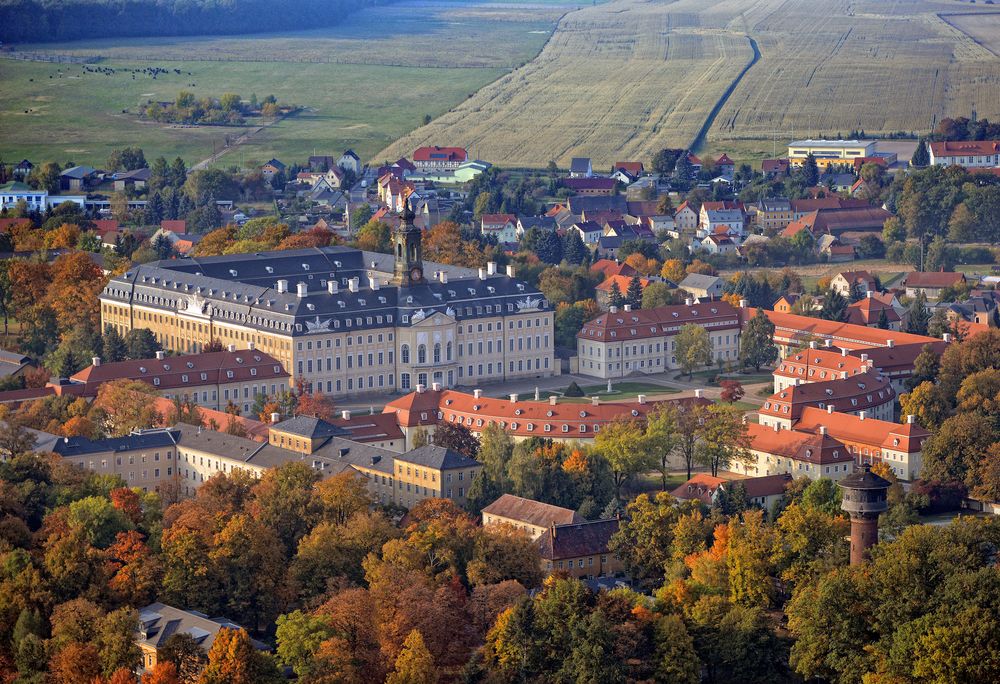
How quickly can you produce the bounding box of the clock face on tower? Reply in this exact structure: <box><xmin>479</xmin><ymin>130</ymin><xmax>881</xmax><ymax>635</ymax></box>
<box><xmin>410</xmin><ymin>267</ymin><xmax>423</xmax><ymax>282</ymax></box>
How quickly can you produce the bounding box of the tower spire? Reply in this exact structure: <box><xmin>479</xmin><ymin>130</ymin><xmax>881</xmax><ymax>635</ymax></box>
<box><xmin>392</xmin><ymin>187</ymin><xmax>423</xmax><ymax>287</ymax></box>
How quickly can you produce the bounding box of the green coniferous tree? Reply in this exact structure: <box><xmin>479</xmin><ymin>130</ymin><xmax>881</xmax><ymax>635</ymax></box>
<box><xmin>609</xmin><ymin>281</ymin><xmax>626</xmax><ymax>308</ymax></box>
<box><xmin>626</xmin><ymin>275</ymin><xmax>644</xmax><ymax>309</ymax></box>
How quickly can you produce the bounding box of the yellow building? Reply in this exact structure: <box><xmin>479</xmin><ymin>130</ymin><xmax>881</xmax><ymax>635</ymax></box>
<box><xmin>100</xmin><ymin>212</ymin><xmax>554</xmax><ymax>400</ymax></box>
<box><xmin>787</xmin><ymin>139</ymin><xmax>876</xmax><ymax>169</ymax></box>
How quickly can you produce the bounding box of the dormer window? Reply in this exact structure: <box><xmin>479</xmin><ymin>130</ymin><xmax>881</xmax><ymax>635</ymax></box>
<box><xmin>162</xmin><ymin>364</ymin><xmax>170</xmax><ymax>371</ymax></box>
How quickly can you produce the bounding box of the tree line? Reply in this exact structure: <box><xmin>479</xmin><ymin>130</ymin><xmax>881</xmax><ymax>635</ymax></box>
<box><xmin>0</xmin><ymin>0</ymin><xmax>385</xmax><ymax>43</ymax></box>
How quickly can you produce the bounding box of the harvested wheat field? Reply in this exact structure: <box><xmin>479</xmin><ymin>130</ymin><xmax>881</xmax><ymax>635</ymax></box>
<box><xmin>382</xmin><ymin>0</ymin><xmax>1000</xmax><ymax>169</ymax></box>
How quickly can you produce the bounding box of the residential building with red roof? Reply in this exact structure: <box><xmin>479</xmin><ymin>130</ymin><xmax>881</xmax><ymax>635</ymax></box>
<box><xmin>772</xmin><ymin>345</ymin><xmax>870</xmax><ymax>392</ymax></box>
<box><xmin>673</xmin><ymin>201</ymin><xmax>699</xmax><ymax>234</ymax></box>
<box><xmin>845</xmin><ymin>294</ymin><xmax>901</xmax><ymax>330</ymax></box>
<box><xmin>698</xmin><ymin>201</ymin><xmax>745</xmax><ymax>237</ymax></box>
<box><xmin>830</xmin><ymin>270</ymin><xmax>878</xmax><ymax>297</ymax></box>
<box><xmin>480</xmin><ymin>214</ymin><xmax>518</xmax><ymax>243</ymax></box>
<box><xmin>901</xmin><ymin>271</ymin><xmax>967</xmax><ymax>300</ymax></box>
<box><xmin>595</xmin><ymin>274</ymin><xmax>650</xmax><ymax>308</ymax></box>
<box><xmin>845</xmin><ymin>341</ymin><xmax>948</xmax><ymax>393</ymax></box>
<box><xmin>758</xmin><ymin>368</ymin><xmax>895</xmax><ymax>429</ymax></box>
<box><xmin>578</xmin><ymin>300</ymin><xmax>741</xmax><ymax>378</ymax></box>
<box><xmin>928</xmin><ymin>140</ymin><xmax>1000</xmax><ymax>168</ymax></box>
<box><xmin>738</xmin><ymin>422</ymin><xmax>857</xmax><ymax>481</ymax></box>
<box><xmin>789</xmin><ymin>197</ymin><xmax>868</xmax><ymax>219</ymax></box>
<box><xmin>671</xmin><ymin>472</ymin><xmax>792</xmax><ymax>510</ymax></box>
<box><xmin>160</xmin><ymin>220</ymin><xmax>187</xmax><ymax>234</ymax></box>
<box><xmin>536</xmin><ymin>518</ymin><xmax>622</xmax><ymax>579</ymax></box>
<box><xmin>482</xmin><ymin>494</ymin><xmax>583</xmax><ymax>540</ymax></box>
<box><xmin>761</xmin><ymin>159</ymin><xmax>790</xmax><ymax>178</ymax></box>
<box><xmin>794</xmin><ymin>407</ymin><xmax>931</xmax><ymax>480</ymax></box>
<box><xmin>69</xmin><ymin>348</ymin><xmax>290</xmax><ymax>414</ymax></box>
<box><xmin>611</xmin><ymin>161</ymin><xmax>644</xmax><ymax>182</ymax></box>
<box><xmin>590</xmin><ymin>259</ymin><xmax>637</xmax><ymax>279</ymax></box>
<box><xmin>412</xmin><ymin>146</ymin><xmax>468</xmax><ymax>171</ymax></box>
<box><xmin>0</xmin><ymin>217</ymin><xmax>32</xmax><ymax>233</ymax></box>
<box><xmin>382</xmin><ymin>385</ymin><xmax>711</xmax><ymax>449</ymax></box>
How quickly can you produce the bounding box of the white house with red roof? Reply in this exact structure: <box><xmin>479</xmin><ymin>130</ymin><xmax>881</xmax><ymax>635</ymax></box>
<box><xmin>697</xmin><ymin>201</ymin><xmax>745</xmax><ymax>238</ymax></box>
<box><xmin>714</xmin><ymin>153</ymin><xmax>736</xmax><ymax>181</ymax></box>
<box><xmin>673</xmin><ymin>201</ymin><xmax>699</xmax><ymax>235</ymax></box>
<box><xmin>577</xmin><ymin>300</ymin><xmax>742</xmax><ymax>378</ymax></box>
<box><xmin>671</xmin><ymin>472</ymin><xmax>792</xmax><ymax>510</ymax></box>
<box><xmin>413</xmin><ymin>146</ymin><xmax>467</xmax><ymax>172</ymax></box>
<box><xmin>928</xmin><ymin>140</ymin><xmax>1000</xmax><ymax>168</ymax></box>
<box><xmin>481</xmin><ymin>214</ymin><xmax>518</xmax><ymax>243</ymax></box>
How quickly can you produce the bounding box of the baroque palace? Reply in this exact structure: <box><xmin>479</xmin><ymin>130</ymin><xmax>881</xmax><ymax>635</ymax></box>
<box><xmin>100</xmin><ymin>207</ymin><xmax>556</xmax><ymax>398</ymax></box>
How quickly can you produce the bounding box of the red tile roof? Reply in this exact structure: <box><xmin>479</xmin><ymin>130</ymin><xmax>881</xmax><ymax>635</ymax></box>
<box><xmin>413</xmin><ymin>146</ymin><xmax>467</xmax><ymax>163</ymax></box>
<box><xmin>613</xmin><ymin>161</ymin><xmax>644</xmax><ymax>175</ymax></box>
<box><xmin>481</xmin><ymin>214</ymin><xmax>517</xmax><ymax>226</ymax></box>
<box><xmin>596</xmin><ymin>274</ymin><xmax>650</xmax><ymax>293</ymax></box>
<box><xmin>790</xmin><ymin>198</ymin><xmax>868</xmax><ymax>213</ymax></box>
<box><xmin>795</xmin><ymin>407</ymin><xmax>930</xmax><ymax>454</ymax></box>
<box><xmin>742</xmin><ymin>307</ymin><xmax>940</xmax><ymax>351</ymax></box>
<box><xmin>0</xmin><ymin>218</ymin><xmax>32</xmax><ymax>232</ymax></box>
<box><xmin>562</xmin><ymin>177</ymin><xmax>616</xmax><ymax>191</ymax></box>
<box><xmin>760</xmin><ymin>369</ymin><xmax>894</xmax><ymax>422</ymax></box>
<box><xmin>536</xmin><ymin>518</ymin><xmax>619</xmax><ymax>560</ymax></box>
<box><xmin>160</xmin><ymin>220</ymin><xmax>187</xmax><ymax>234</ymax></box>
<box><xmin>773</xmin><ymin>347</ymin><xmax>868</xmax><ymax>381</ymax></box>
<box><xmin>845</xmin><ymin>297</ymin><xmax>901</xmax><ymax>326</ymax></box>
<box><xmin>901</xmin><ymin>271</ymin><xmax>966</xmax><ymax>289</ymax></box>
<box><xmin>748</xmin><ymin>422</ymin><xmax>854</xmax><ymax>465</ymax></box>
<box><xmin>715</xmin><ymin>153</ymin><xmax>735</xmax><ymax>166</ymax></box>
<box><xmin>482</xmin><ymin>494</ymin><xmax>582</xmax><ymax>527</ymax></box>
<box><xmin>580</xmin><ymin>301</ymin><xmax>741</xmax><ymax>342</ymax></box>
<box><xmin>70</xmin><ymin>350</ymin><xmax>289</xmax><ymax>396</ymax></box>
<box><xmin>590</xmin><ymin>259</ymin><xmax>636</xmax><ymax>278</ymax></box>
<box><xmin>929</xmin><ymin>140</ymin><xmax>1000</xmax><ymax>158</ymax></box>
<box><xmin>93</xmin><ymin>219</ymin><xmax>119</xmax><ymax>236</ymax></box>
<box><xmin>152</xmin><ymin>397</ymin><xmax>270</xmax><ymax>441</ymax></box>
<box><xmin>383</xmin><ymin>388</ymin><xmax>711</xmax><ymax>437</ymax></box>
<box><xmin>671</xmin><ymin>472</ymin><xmax>791</xmax><ymax>504</ymax></box>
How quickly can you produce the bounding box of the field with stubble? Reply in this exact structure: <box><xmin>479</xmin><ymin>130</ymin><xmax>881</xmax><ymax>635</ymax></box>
<box><xmin>382</xmin><ymin>0</ymin><xmax>1000</xmax><ymax>169</ymax></box>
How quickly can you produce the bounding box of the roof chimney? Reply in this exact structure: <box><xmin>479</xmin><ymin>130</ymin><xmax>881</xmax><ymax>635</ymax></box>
<box><xmin>296</xmin><ymin>282</ymin><xmax>308</xmax><ymax>298</ymax></box>
<box><xmin>227</xmin><ymin>344</ymin><xmax>236</xmax><ymax>352</ymax></box>
<box><xmin>473</xmin><ymin>388</ymin><xmax>482</xmax><ymax>399</ymax></box>
<box><xmin>841</xmin><ymin>347</ymin><xmax>848</xmax><ymax>357</ymax></box>
<box><xmin>479</xmin><ymin>268</ymin><xmax>487</xmax><ymax>280</ymax></box>
<box><xmin>549</xmin><ymin>395</ymin><xmax>557</xmax><ymax>406</ymax></box>
<box><xmin>276</xmin><ymin>279</ymin><xmax>288</xmax><ymax>293</ymax></box>
<box><xmin>809</xmin><ymin>341</ymin><xmax>817</xmax><ymax>349</ymax></box>
<box><xmin>487</xmin><ymin>261</ymin><xmax>497</xmax><ymax>276</ymax></box>
<box><xmin>866</xmin><ymin>290</ymin><xmax>873</xmax><ymax>299</ymax></box>
<box><xmin>348</xmin><ymin>277</ymin><xmax>360</xmax><ymax>293</ymax></box>
<box><xmin>943</xmin><ymin>332</ymin><xmax>952</xmax><ymax>343</ymax></box>
<box><xmin>685</xmin><ymin>297</ymin><xmax>693</xmax><ymax>306</ymax></box>
<box><xmin>609</xmin><ymin>305</ymin><xmax>618</xmax><ymax>314</ymax></box>
<box><xmin>887</xmin><ymin>339</ymin><xmax>895</xmax><ymax>348</ymax></box>
<box><xmin>368</xmin><ymin>275</ymin><xmax>380</xmax><ymax>291</ymax></box>
<box><xmin>92</xmin><ymin>356</ymin><xmax>101</xmax><ymax>367</ymax></box>
<box><xmin>248</xmin><ymin>342</ymin><xmax>255</xmax><ymax>351</ymax></box>
<box><xmin>438</xmin><ymin>271</ymin><xmax>448</xmax><ymax>284</ymax></box>
<box><xmin>506</xmin><ymin>264</ymin><xmax>515</xmax><ymax>278</ymax></box>
<box><xmin>637</xmin><ymin>394</ymin><xmax>646</xmax><ymax>404</ymax></box>
<box><xmin>860</xmin><ymin>353</ymin><xmax>868</xmax><ymax>363</ymax></box>
<box><xmin>341</xmin><ymin>409</ymin><xmax>351</xmax><ymax>420</ymax></box>
<box><xmin>328</xmin><ymin>280</ymin><xmax>338</xmax><ymax>294</ymax></box>
<box><xmin>591</xmin><ymin>396</ymin><xmax>600</xmax><ymax>406</ymax></box>
<box><xmin>827</xmin><ymin>404</ymin><xmax>834</xmax><ymax>413</ymax></box>
<box><xmin>773</xmin><ymin>423</ymin><xmax>779</xmax><ymax>432</ymax></box>
<box><xmin>416</xmin><ymin>383</ymin><xmax>425</xmax><ymax>394</ymax></box>
<box><xmin>907</xmin><ymin>414</ymin><xmax>915</xmax><ymax>424</ymax></box>
<box><xmin>155</xmin><ymin>350</ymin><xmax>166</xmax><ymax>360</ymax></box>
<box><xmin>841</xmin><ymin>371</ymin><xmax>848</xmax><ymax>379</ymax></box>
<box><xmin>550</xmin><ymin>522</ymin><xmax>556</xmax><ymax>539</ymax></box>
<box><xmin>432</xmin><ymin>381</ymin><xmax>441</xmax><ymax>391</ymax></box>
<box><xmin>739</xmin><ymin>299</ymin><xmax>748</xmax><ymax>308</ymax></box>
<box><xmin>819</xmin><ymin>425</ymin><xmax>827</xmax><ymax>435</ymax></box>
<box><xmin>694</xmin><ymin>389</ymin><xmax>703</xmax><ymax>398</ymax></box>
<box><xmin>509</xmin><ymin>393</ymin><xmax>518</xmax><ymax>403</ymax></box>
<box><xmin>623</xmin><ymin>304</ymin><xmax>632</xmax><ymax>312</ymax></box>
<box><xmin>824</xmin><ymin>338</ymin><xmax>832</xmax><ymax>348</ymax></box>
<box><xmin>859</xmin><ymin>411</ymin><xmax>866</xmax><ymax>421</ymax></box>
<box><xmin>271</xmin><ymin>412</ymin><xmax>281</xmax><ymax>424</ymax></box>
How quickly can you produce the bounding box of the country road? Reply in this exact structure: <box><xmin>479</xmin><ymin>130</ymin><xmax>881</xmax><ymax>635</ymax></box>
<box><xmin>189</xmin><ymin>114</ymin><xmax>286</xmax><ymax>171</ymax></box>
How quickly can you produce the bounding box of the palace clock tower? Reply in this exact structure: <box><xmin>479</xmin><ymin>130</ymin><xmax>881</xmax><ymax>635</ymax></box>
<box><xmin>392</xmin><ymin>196</ymin><xmax>424</xmax><ymax>287</ymax></box>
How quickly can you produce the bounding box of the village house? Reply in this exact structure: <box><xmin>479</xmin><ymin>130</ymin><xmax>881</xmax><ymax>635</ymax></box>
<box><xmin>561</xmin><ymin>177</ymin><xmax>616</xmax><ymax>196</ymax></box>
<box><xmin>568</xmin><ymin>220</ymin><xmax>604</xmax><ymax>246</ymax></box>
<box><xmin>413</xmin><ymin>146</ymin><xmax>467</xmax><ymax>172</ymax></box>
<box><xmin>761</xmin><ymin>159</ymin><xmax>790</xmax><ymax>178</ymax></box>
<box><xmin>830</xmin><ymin>270</ymin><xmax>878</xmax><ymax>297</ymax></box>
<box><xmin>754</xmin><ymin>198</ymin><xmax>793</xmax><ymax>232</ymax></box>
<box><xmin>698</xmin><ymin>201</ymin><xmax>745</xmax><ymax>237</ymax></box>
<box><xmin>260</xmin><ymin>159</ymin><xmax>286</xmax><ymax>179</ymax></box>
<box><xmin>901</xmin><ymin>271</ymin><xmax>967</xmax><ymax>300</ymax></box>
<box><xmin>673</xmin><ymin>201</ymin><xmax>699</xmax><ymax>234</ymax></box>
<box><xmin>60</xmin><ymin>165</ymin><xmax>98</xmax><ymax>191</ymax></box>
<box><xmin>136</xmin><ymin>603</ymin><xmax>267</xmax><ymax>674</ymax></box>
<box><xmin>481</xmin><ymin>213</ymin><xmax>518</xmax><ymax>243</ymax></box>
<box><xmin>595</xmin><ymin>273</ymin><xmax>649</xmax><ymax>308</ymax></box>
<box><xmin>308</xmin><ymin>155</ymin><xmax>336</xmax><ymax>172</ymax></box>
<box><xmin>671</xmin><ymin>473</ymin><xmax>792</xmax><ymax>512</ymax></box>
<box><xmin>337</xmin><ymin>149</ymin><xmax>362</xmax><ymax>175</ymax></box>
<box><xmin>678</xmin><ymin>273</ymin><xmax>723</xmax><ymax>299</ymax></box>
<box><xmin>113</xmin><ymin>168</ymin><xmax>151</xmax><ymax>191</ymax></box>
<box><xmin>714</xmin><ymin>154</ymin><xmax>736</xmax><ymax>181</ymax></box>
<box><xmin>12</xmin><ymin>159</ymin><xmax>33</xmax><ymax>181</ymax></box>
<box><xmin>0</xmin><ymin>182</ymin><xmax>47</xmax><ymax>212</ymax></box>
<box><xmin>536</xmin><ymin>518</ymin><xmax>623</xmax><ymax>579</ymax></box>
<box><xmin>516</xmin><ymin>215</ymin><xmax>557</xmax><ymax>239</ymax></box>
<box><xmin>481</xmin><ymin>494</ymin><xmax>583</xmax><ymax>540</ymax></box>
<box><xmin>845</xmin><ymin>293</ymin><xmax>902</xmax><ymax>330</ymax></box>
<box><xmin>569</xmin><ymin>157</ymin><xmax>593</xmax><ymax>178</ymax></box>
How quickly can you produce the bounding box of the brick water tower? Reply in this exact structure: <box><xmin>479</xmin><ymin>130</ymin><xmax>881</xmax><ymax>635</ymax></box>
<box><xmin>838</xmin><ymin>465</ymin><xmax>890</xmax><ymax>565</ymax></box>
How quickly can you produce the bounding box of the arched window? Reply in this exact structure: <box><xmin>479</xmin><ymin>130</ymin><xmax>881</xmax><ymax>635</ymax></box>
<box><xmin>446</xmin><ymin>342</ymin><xmax>453</xmax><ymax>361</ymax></box>
<box><xmin>401</xmin><ymin>344</ymin><xmax>410</xmax><ymax>364</ymax></box>
<box><xmin>433</xmin><ymin>343</ymin><xmax>441</xmax><ymax>363</ymax></box>
<box><xmin>418</xmin><ymin>344</ymin><xmax>427</xmax><ymax>364</ymax></box>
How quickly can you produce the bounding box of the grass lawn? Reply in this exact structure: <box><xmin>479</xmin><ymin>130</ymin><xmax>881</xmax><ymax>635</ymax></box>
<box><xmin>581</xmin><ymin>382</ymin><xmax>679</xmax><ymax>400</ymax></box>
<box><xmin>0</xmin><ymin>1</ymin><xmax>564</xmax><ymax>167</ymax></box>
<box><xmin>627</xmin><ymin>472</ymin><xmax>688</xmax><ymax>496</ymax></box>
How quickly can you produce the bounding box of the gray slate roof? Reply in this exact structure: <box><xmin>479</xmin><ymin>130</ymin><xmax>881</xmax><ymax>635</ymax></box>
<box><xmin>273</xmin><ymin>415</ymin><xmax>348</xmax><ymax>439</ymax></box>
<box><xmin>397</xmin><ymin>444</ymin><xmax>479</xmax><ymax>470</ymax></box>
<box><xmin>52</xmin><ymin>429</ymin><xmax>180</xmax><ymax>458</ymax></box>
<box><xmin>102</xmin><ymin>246</ymin><xmax>549</xmax><ymax>337</ymax></box>
<box><xmin>679</xmin><ymin>273</ymin><xmax>721</xmax><ymax>291</ymax></box>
